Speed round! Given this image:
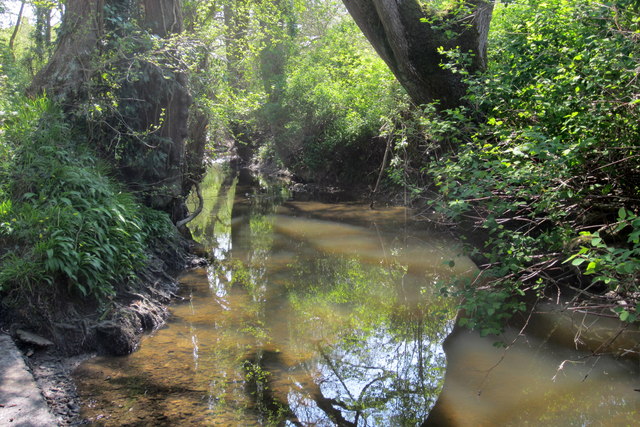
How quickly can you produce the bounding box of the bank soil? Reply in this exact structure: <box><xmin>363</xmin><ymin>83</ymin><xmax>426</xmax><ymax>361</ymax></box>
<box><xmin>0</xmin><ymin>233</ymin><xmax>207</xmax><ymax>425</ymax></box>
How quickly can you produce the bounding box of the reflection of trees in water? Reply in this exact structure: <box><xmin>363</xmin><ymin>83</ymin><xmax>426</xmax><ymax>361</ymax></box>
<box><xmin>74</xmin><ymin>166</ymin><xmax>455</xmax><ymax>425</ymax></box>
<box><xmin>239</xmin><ymin>310</ymin><xmax>449</xmax><ymax>426</ymax></box>
<box><xmin>191</xmin><ymin>163</ymin><xmax>290</xmax><ymax>258</ymax></box>
<box><xmin>187</xmin><ymin>163</ymin><xmax>238</xmax><ymax>252</ymax></box>
<box><xmin>294</xmin><ymin>310</ymin><xmax>447</xmax><ymax>425</ymax></box>
<box><xmin>201</xmin><ymin>165</ymin><xmax>455</xmax><ymax>425</ymax></box>
<box><xmin>231</xmin><ymin>248</ymin><xmax>451</xmax><ymax>423</ymax></box>
<box><xmin>202</xmin><ymin>173</ymin><xmax>236</xmax><ymax>244</ymax></box>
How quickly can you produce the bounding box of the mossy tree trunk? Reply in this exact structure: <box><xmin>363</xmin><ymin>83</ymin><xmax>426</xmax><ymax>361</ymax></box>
<box><xmin>33</xmin><ymin>2</ymin><xmax>53</xmax><ymax>61</ymax></box>
<box><xmin>29</xmin><ymin>0</ymin><xmax>200</xmax><ymax>220</ymax></box>
<box><xmin>29</xmin><ymin>0</ymin><xmax>103</xmax><ymax>102</ymax></box>
<box><xmin>342</xmin><ymin>0</ymin><xmax>494</xmax><ymax>110</ymax></box>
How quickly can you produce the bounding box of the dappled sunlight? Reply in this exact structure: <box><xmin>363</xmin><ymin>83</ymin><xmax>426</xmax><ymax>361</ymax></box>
<box><xmin>74</xmin><ymin>165</ymin><xmax>463</xmax><ymax>425</ymax></box>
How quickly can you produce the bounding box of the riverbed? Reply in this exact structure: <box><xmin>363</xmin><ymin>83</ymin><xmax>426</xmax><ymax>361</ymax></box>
<box><xmin>73</xmin><ymin>164</ymin><xmax>640</xmax><ymax>425</ymax></box>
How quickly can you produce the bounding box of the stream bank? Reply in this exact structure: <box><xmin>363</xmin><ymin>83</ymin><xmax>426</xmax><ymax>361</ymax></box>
<box><xmin>0</xmin><ymin>228</ymin><xmax>206</xmax><ymax>425</ymax></box>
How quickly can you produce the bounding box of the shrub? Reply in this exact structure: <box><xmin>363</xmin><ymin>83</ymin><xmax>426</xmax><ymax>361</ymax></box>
<box><xmin>0</xmin><ymin>97</ymin><xmax>174</xmax><ymax>306</ymax></box>
<box><xmin>391</xmin><ymin>0</ymin><xmax>640</xmax><ymax>330</ymax></box>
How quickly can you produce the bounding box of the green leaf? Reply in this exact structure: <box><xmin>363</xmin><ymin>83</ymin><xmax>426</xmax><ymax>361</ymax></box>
<box><xmin>619</xmin><ymin>310</ymin><xmax>630</xmax><ymax>322</ymax></box>
<box><xmin>618</xmin><ymin>207</ymin><xmax>627</xmax><ymax>220</ymax></box>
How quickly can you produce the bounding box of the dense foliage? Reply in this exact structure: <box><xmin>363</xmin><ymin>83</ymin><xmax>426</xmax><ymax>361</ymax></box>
<box><xmin>389</xmin><ymin>0</ymin><xmax>640</xmax><ymax>331</ymax></box>
<box><xmin>0</xmin><ymin>97</ymin><xmax>177</xmax><ymax>306</ymax></box>
<box><xmin>274</xmin><ymin>19</ymin><xmax>403</xmax><ymax>183</ymax></box>
<box><xmin>183</xmin><ymin>0</ymin><xmax>404</xmax><ymax>185</ymax></box>
<box><xmin>0</xmin><ymin>1</ymin><xmax>185</xmax><ymax>310</ymax></box>
<box><xmin>1</xmin><ymin>0</ymin><xmax>639</xmax><ymax>332</ymax></box>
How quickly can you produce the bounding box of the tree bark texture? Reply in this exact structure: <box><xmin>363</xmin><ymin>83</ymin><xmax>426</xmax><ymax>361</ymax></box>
<box><xmin>29</xmin><ymin>0</ymin><xmax>101</xmax><ymax>101</ymax></box>
<box><xmin>342</xmin><ymin>0</ymin><xmax>494</xmax><ymax>109</ymax></box>
<box><xmin>142</xmin><ymin>0</ymin><xmax>183</xmax><ymax>36</ymax></box>
<box><xmin>29</xmin><ymin>0</ymin><xmax>197</xmax><ymax>217</ymax></box>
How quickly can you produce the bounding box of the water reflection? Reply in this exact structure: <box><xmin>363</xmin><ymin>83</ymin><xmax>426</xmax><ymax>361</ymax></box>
<box><xmin>426</xmin><ymin>326</ymin><xmax>640</xmax><ymax>426</ymax></box>
<box><xmin>74</xmin><ymin>165</ymin><xmax>468</xmax><ymax>425</ymax></box>
<box><xmin>74</xmin><ymin>164</ymin><xmax>640</xmax><ymax>425</ymax></box>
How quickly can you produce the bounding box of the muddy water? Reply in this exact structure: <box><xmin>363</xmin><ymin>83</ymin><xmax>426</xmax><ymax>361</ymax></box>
<box><xmin>74</xmin><ymin>164</ymin><xmax>640</xmax><ymax>425</ymax></box>
<box><xmin>426</xmin><ymin>322</ymin><xmax>640</xmax><ymax>426</ymax></box>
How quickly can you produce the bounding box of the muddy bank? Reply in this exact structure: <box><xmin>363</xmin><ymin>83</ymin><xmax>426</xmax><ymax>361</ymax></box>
<box><xmin>1</xmin><ymin>242</ymin><xmax>196</xmax><ymax>356</ymax></box>
<box><xmin>0</xmin><ymin>231</ymin><xmax>207</xmax><ymax>424</ymax></box>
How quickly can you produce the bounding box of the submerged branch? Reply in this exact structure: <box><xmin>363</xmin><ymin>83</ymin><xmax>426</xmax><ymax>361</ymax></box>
<box><xmin>176</xmin><ymin>181</ymin><xmax>203</xmax><ymax>228</ymax></box>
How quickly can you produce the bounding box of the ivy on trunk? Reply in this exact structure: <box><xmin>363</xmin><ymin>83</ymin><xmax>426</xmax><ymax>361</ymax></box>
<box><xmin>29</xmin><ymin>0</ymin><xmax>197</xmax><ymax>219</ymax></box>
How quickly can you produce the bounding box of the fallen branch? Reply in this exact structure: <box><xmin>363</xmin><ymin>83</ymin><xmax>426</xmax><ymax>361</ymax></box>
<box><xmin>176</xmin><ymin>181</ymin><xmax>203</xmax><ymax>228</ymax></box>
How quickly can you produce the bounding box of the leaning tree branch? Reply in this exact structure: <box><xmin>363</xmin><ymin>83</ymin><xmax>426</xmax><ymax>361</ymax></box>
<box><xmin>9</xmin><ymin>1</ymin><xmax>26</xmax><ymax>53</ymax></box>
<box><xmin>176</xmin><ymin>181</ymin><xmax>203</xmax><ymax>228</ymax></box>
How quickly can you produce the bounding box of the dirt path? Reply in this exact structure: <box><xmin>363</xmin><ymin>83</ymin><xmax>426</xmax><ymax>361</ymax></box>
<box><xmin>0</xmin><ymin>334</ymin><xmax>58</xmax><ymax>426</ymax></box>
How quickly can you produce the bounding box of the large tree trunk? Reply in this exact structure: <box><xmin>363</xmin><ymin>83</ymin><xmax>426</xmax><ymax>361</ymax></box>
<box><xmin>142</xmin><ymin>0</ymin><xmax>183</xmax><ymax>36</ymax></box>
<box><xmin>28</xmin><ymin>0</ymin><xmax>100</xmax><ymax>102</ymax></box>
<box><xmin>342</xmin><ymin>0</ymin><xmax>494</xmax><ymax>109</ymax></box>
<box><xmin>29</xmin><ymin>0</ymin><xmax>196</xmax><ymax>219</ymax></box>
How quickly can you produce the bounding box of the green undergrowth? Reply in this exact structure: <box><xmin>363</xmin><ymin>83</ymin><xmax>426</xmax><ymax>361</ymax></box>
<box><xmin>0</xmin><ymin>97</ymin><xmax>177</xmax><ymax>309</ymax></box>
<box><xmin>391</xmin><ymin>0</ymin><xmax>640</xmax><ymax>333</ymax></box>
<box><xmin>275</xmin><ymin>19</ymin><xmax>403</xmax><ymax>183</ymax></box>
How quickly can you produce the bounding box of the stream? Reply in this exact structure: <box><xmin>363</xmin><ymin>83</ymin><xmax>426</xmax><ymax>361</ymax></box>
<box><xmin>74</xmin><ymin>163</ymin><xmax>639</xmax><ymax>425</ymax></box>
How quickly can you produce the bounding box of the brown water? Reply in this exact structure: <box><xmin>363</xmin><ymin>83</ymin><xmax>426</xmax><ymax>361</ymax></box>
<box><xmin>75</xmin><ymin>164</ymin><xmax>640</xmax><ymax>426</ymax></box>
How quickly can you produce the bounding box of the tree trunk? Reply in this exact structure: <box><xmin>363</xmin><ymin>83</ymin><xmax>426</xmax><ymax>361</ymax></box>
<box><xmin>9</xmin><ymin>1</ymin><xmax>26</xmax><ymax>53</ymax></box>
<box><xmin>142</xmin><ymin>0</ymin><xmax>183</xmax><ymax>36</ymax></box>
<box><xmin>28</xmin><ymin>0</ymin><xmax>101</xmax><ymax>102</ymax></box>
<box><xmin>342</xmin><ymin>0</ymin><xmax>494</xmax><ymax>109</ymax></box>
<box><xmin>28</xmin><ymin>0</ymin><xmax>197</xmax><ymax>219</ymax></box>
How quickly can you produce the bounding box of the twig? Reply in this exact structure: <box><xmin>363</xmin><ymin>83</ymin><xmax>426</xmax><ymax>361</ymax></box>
<box><xmin>476</xmin><ymin>298</ymin><xmax>539</xmax><ymax>396</ymax></box>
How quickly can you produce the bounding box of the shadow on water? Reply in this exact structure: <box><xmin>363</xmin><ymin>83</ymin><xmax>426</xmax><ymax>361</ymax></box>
<box><xmin>74</xmin><ymin>163</ymin><xmax>466</xmax><ymax>425</ymax></box>
<box><xmin>74</xmin><ymin>163</ymin><xmax>640</xmax><ymax>426</ymax></box>
<box><xmin>425</xmin><ymin>321</ymin><xmax>640</xmax><ymax>426</ymax></box>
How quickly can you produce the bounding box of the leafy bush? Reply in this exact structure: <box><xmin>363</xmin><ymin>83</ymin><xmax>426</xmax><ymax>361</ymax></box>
<box><xmin>565</xmin><ymin>208</ymin><xmax>640</xmax><ymax>322</ymax></box>
<box><xmin>274</xmin><ymin>19</ymin><xmax>404</xmax><ymax>184</ymax></box>
<box><xmin>391</xmin><ymin>0</ymin><xmax>640</xmax><ymax>330</ymax></box>
<box><xmin>0</xmin><ymin>97</ymin><xmax>175</xmax><ymax>305</ymax></box>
